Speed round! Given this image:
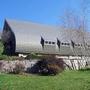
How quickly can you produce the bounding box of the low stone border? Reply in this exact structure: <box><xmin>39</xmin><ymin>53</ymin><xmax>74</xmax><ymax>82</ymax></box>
<box><xmin>0</xmin><ymin>59</ymin><xmax>38</xmax><ymax>73</ymax></box>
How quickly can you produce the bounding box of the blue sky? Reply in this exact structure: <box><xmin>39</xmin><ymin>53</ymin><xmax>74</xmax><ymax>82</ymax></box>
<box><xmin>0</xmin><ymin>0</ymin><xmax>89</xmax><ymax>30</ymax></box>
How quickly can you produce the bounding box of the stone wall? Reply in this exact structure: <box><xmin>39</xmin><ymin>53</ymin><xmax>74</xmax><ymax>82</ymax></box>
<box><xmin>0</xmin><ymin>57</ymin><xmax>90</xmax><ymax>73</ymax></box>
<box><xmin>61</xmin><ymin>56</ymin><xmax>90</xmax><ymax>70</ymax></box>
<box><xmin>0</xmin><ymin>60</ymin><xmax>38</xmax><ymax>73</ymax></box>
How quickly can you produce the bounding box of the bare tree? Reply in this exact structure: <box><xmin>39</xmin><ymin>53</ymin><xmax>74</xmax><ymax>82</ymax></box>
<box><xmin>60</xmin><ymin>11</ymin><xmax>81</xmax><ymax>69</ymax></box>
<box><xmin>59</xmin><ymin>8</ymin><xmax>90</xmax><ymax>69</ymax></box>
<box><xmin>59</xmin><ymin>0</ymin><xmax>90</xmax><ymax>69</ymax></box>
<box><xmin>80</xmin><ymin>0</ymin><xmax>90</xmax><ymax>67</ymax></box>
<box><xmin>60</xmin><ymin>11</ymin><xmax>81</xmax><ymax>30</ymax></box>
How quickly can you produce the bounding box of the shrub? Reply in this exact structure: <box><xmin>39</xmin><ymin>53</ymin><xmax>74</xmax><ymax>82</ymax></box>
<box><xmin>0</xmin><ymin>55</ymin><xmax>24</xmax><ymax>61</ymax></box>
<box><xmin>11</xmin><ymin>62</ymin><xmax>25</xmax><ymax>74</ymax></box>
<box><xmin>7</xmin><ymin>56</ymin><xmax>24</xmax><ymax>61</ymax></box>
<box><xmin>25</xmin><ymin>53</ymin><xmax>42</xmax><ymax>60</ymax></box>
<box><xmin>36</xmin><ymin>55</ymin><xmax>65</xmax><ymax>75</ymax></box>
<box><xmin>0</xmin><ymin>55</ymin><xmax>8</xmax><ymax>60</ymax></box>
<box><xmin>47</xmin><ymin>64</ymin><xmax>61</xmax><ymax>75</ymax></box>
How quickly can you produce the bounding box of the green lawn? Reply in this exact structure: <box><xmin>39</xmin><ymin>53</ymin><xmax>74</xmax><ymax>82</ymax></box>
<box><xmin>0</xmin><ymin>70</ymin><xmax>90</xmax><ymax>90</ymax></box>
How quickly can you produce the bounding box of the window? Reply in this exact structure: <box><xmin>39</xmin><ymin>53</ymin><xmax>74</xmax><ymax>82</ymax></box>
<box><xmin>61</xmin><ymin>43</ymin><xmax>64</xmax><ymax>45</ymax></box>
<box><xmin>52</xmin><ymin>42</ymin><xmax>55</xmax><ymax>44</ymax></box>
<box><xmin>45</xmin><ymin>41</ymin><xmax>55</xmax><ymax>45</ymax></box>
<box><xmin>61</xmin><ymin>43</ymin><xmax>70</xmax><ymax>46</ymax></box>
<box><xmin>65</xmin><ymin>43</ymin><xmax>70</xmax><ymax>46</ymax></box>
<box><xmin>49</xmin><ymin>41</ymin><xmax>51</xmax><ymax>44</ymax></box>
<box><xmin>45</xmin><ymin>41</ymin><xmax>48</xmax><ymax>44</ymax></box>
<box><xmin>78</xmin><ymin>44</ymin><xmax>80</xmax><ymax>46</ymax></box>
<box><xmin>67</xmin><ymin>43</ymin><xmax>70</xmax><ymax>45</ymax></box>
<box><xmin>65</xmin><ymin>43</ymin><xmax>69</xmax><ymax>45</ymax></box>
<box><xmin>75</xmin><ymin>44</ymin><xmax>78</xmax><ymax>46</ymax></box>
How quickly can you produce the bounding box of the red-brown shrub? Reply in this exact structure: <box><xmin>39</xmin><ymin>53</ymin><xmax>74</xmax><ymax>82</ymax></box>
<box><xmin>36</xmin><ymin>55</ymin><xmax>65</xmax><ymax>75</ymax></box>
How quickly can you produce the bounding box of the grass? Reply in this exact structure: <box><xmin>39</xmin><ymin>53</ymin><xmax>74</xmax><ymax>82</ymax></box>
<box><xmin>0</xmin><ymin>70</ymin><xmax>90</xmax><ymax>90</ymax></box>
